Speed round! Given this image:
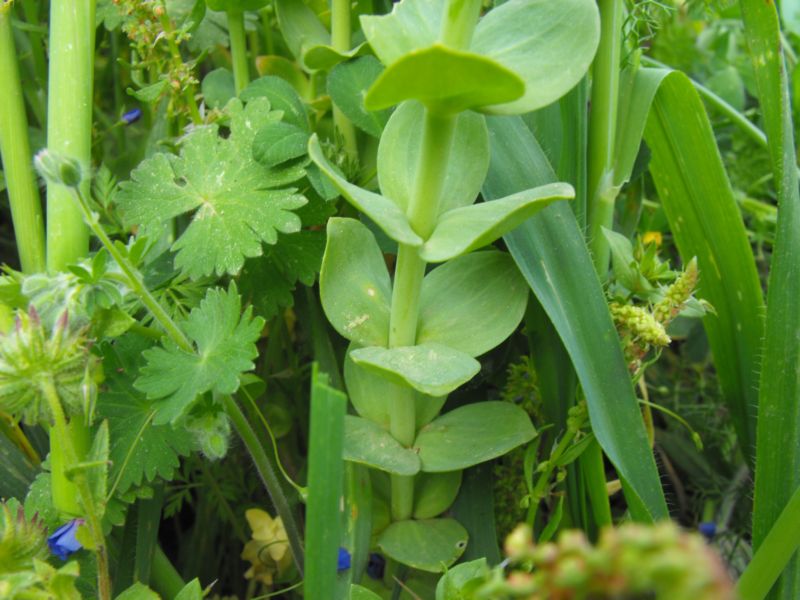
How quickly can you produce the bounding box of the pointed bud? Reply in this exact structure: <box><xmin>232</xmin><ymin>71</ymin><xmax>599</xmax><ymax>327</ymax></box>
<box><xmin>34</xmin><ymin>150</ymin><xmax>83</xmax><ymax>188</ymax></box>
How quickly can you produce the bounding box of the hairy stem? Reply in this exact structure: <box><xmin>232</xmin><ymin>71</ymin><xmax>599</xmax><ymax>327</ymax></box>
<box><xmin>42</xmin><ymin>378</ymin><xmax>111</xmax><ymax>600</ymax></box>
<box><xmin>0</xmin><ymin>4</ymin><xmax>46</xmax><ymax>274</ymax></box>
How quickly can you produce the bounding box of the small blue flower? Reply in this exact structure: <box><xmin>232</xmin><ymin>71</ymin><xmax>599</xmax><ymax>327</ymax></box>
<box><xmin>121</xmin><ymin>108</ymin><xmax>143</xmax><ymax>125</ymax></box>
<box><xmin>337</xmin><ymin>547</ymin><xmax>351</xmax><ymax>572</ymax></box>
<box><xmin>698</xmin><ymin>521</ymin><xmax>717</xmax><ymax>541</ymax></box>
<box><xmin>366</xmin><ymin>552</ymin><xmax>386</xmax><ymax>579</ymax></box>
<box><xmin>48</xmin><ymin>519</ymin><xmax>83</xmax><ymax>560</ymax></box>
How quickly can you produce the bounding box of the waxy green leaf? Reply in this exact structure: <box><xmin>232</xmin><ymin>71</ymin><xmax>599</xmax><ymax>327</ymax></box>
<box><xmin>328</xmin><ymin>56</ymin><xmax>390</xmax><ymax>138</ymax></box>
<box><xmin>206</xmin><ymin>0</ymin><xmax>269</xmax><ymax>11</ymax></box>
<box><xmin>320</xmin><ymin>218</ymin><xmax>392</xmax><ymax>347</ymax></box>
<box><xmin>343</xmin><ymin>415</ymin><xmax>421</xmax><ymax>476</ymax></box>
<box><xmin>135</xmin><ymin>284</ymin><xmax>264</xmax><ymax>424</ymax></box>
<box><xmin>420</xmin><ymin>183</ymin><xmax>573</xmax><ymax>262</ymax></box>
<box><xmin>350</xmin><ymin>343</ymin><xmax>480</xmax><ymax>397</ymax></box>
<box><xmin>364</xmin><ymin>44</ymin><xmax>523</xmax><ymax>114</ymax></box>
<box><xmin>360</xmin><ymin>0</ymin><xmax>442</xmax><ymax>66</ymax></box>
<box><xmin>344</xmin><ymin>349</ymin><xmax>447</xmax><ymax>429</ymax></box>
<box><xmin>378</xmin><ymin>519</ymin><xmax>468</xmax><ymax>573</ymax></box>
<box><xmin>413</xmin><ymin>471</ymin><xmax>462</xmax><ymax>519</ymax></box>
<box><xmin>241</xmin><ymin>76</ymin><xmax>309</xmax><ymax>130</ymax></box>
<box><xmin>274</xmin><ymin>0</ymin><xmax>329</xmax><ymax>71</ymax></box>
<box><xmin>116</xmin><ymin>99</ymin><xmax>307</xmax><ymax>279</ymax></box>
<box><xmin>304</xmin><ymin>42</ymin><xmax>369</xmax><ymax>71</ymax></box>
<box><xmin>417</xmin><ymin>251</ymin><xmax>528</xmax><ymax>357</ymax></box>
<box><xmin>308</xmin><ymin>136</ymin><xmax>422</xmax><ymax>246</ymax></box>
<box><xmin>414</xmin><ymin>402</ymin><xmax>535</xmax><ymax>472</ymax></box>
<box><xmin>472</xmin><ymin>0</ymin><xmax>600</xmax><ymax>114</ymax></box>
<box><xmin>378</xmin><ymin>101</ymin><xmax>489</xmax><ymax>215</ymax></box>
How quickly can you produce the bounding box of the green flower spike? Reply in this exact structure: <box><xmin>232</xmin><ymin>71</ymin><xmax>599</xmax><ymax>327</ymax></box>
<box><xmin>0</xmin><ymin>307</ymin><xmax>97</xmax><ymax>425</ymax></box>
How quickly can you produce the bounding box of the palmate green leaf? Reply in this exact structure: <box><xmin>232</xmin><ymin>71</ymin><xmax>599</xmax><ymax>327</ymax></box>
<box><xmin>414</xmin><ymin>402</ymin><xmax>535</xmax><ymax>472</ymax></box>
<box><xmin>116</xmin><ymin>98</ymin><xmax>307</xmax><ymax>279</ymax></box>
<box><xmin>416</xmin><ymin>251</ymin><xmax>529</xmax><ymax>357</ymax></box>
<box><xmin>483</xmin><ymin>116</ymin><xmax>667</xmax><ymax>522</ymax></box>
<box><xmin>135</xmin><ymin>284</ymin><xmax>264</xmax><ymax>424</ymax></box>
<box><xmin>419</xmin><ymin>183</ymin><xmax>573</xmax><ymax>262</ymax></box>
<box><xmin>740</xmin><ymin>1</ymin><xmax>800</xmax><ymax>598</ymax></box>
<box><xmin>377</xmin><ymin>101</ymin><xmax>489</xmax><ymax>215</ymax></box>
<box><xmin>350</xmin><ymin>343</ymin><xmax>480</xmax><ymax>397</ymax></box>
<box><xmin>96</xmin><ymin>337</ymin><xmax>192</xmax><ymax>495</ymax></box>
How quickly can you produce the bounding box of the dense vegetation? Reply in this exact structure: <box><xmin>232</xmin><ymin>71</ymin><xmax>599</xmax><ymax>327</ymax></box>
<box><xmin>1</xmin><ymin>0</ymin><xmax>799</xmax><ymax>599</ymax></box>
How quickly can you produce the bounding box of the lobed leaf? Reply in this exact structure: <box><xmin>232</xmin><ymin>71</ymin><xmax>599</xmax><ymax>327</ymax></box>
<box><xmin>135</xmin><ymin>284</ymin><xmax>264</xmax><ymax>424</ymax></box>
<box><xmin>115</xmin><ymin>98</ymin><xmax>307</xmax><ymax>279</ymax></box>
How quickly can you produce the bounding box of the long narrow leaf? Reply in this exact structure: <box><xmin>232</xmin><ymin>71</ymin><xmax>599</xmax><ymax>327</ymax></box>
<box><xmin>483</xmin><ymin>116</ymin><xmax>668</xmax><ymax>522</ymax></box>
<box><xmin>740</xmin><ymin>1</ymin><xmax>800</xmax><ymax>597</ymax></box>
<box><xmin>641</xmin><ymin>69</ymin><xmax>765</xmax><ymax>464</ymax></box>
<box><xmin>305</xmin><ymin>366</ymin><xmax>348</xmax><ymax>600</ymax></box>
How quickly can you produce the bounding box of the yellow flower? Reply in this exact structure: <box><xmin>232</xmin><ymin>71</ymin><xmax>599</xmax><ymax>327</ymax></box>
<box><xmin>240</xmin><ymin>509</ymin><xmax>291</xmax><ymax>586</ymax></box>
<box><xmin>642</xmin><ymin>231</ymin><xmax>663</xmax><ymax>246</ymax></box>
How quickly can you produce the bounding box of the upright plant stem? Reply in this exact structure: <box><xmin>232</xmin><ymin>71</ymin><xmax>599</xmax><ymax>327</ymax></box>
<box><xmin>0</xmin><ymin>3</ymin><xmax>46</xmax><ymax>274</ymax></box>
<box><xmin>586</xmin><ymin>0</ymin><xmax>623</xmax><ymax>275</ymax></box>
<box><xmin>46</xmin><ymin>0</ymin><xmax>95</xmax><ymax>272</ymax></box>
<box><xmin>42</xmin><ymin>379</ymin><xmax>111</xmax><ymax>600</ymax></box>
<box><xmin>331</xmin><ymin>0</ymin><xmax>357</xmax><ymax>159</ymax></box>
<box><xmin>388</xmin><ymin>110</ymin><xmax>456</xmax><ymax>520</ymax></box>
<box><xmin>227</xmin><ymin>9</ymin><xmax>249</xmax><ymax>93</ymax></box>
<box><xmin>45</xmin><ymin>0</ymin><xmax>96</xmax><ymax>518</ymax></box>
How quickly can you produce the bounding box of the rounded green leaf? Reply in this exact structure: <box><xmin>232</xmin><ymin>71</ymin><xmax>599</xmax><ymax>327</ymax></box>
<box><xmin>350</xmin><ymin>343</ymin><xmax>480</xmax><ymax>397</ymax></box>
<box><xmin>378</xmin><ymin>101</ymin><xmax>489</xmax><ymax>215</ymax></box>
<box><xmin>304</xmin><ymin>42</ymin><xmax>369</xmax><ymax>71</ymax></box>
<box><xmin>420</xmin><ymin>183</ymin><xmax>574</xmax><ymax>262</ymax></box>
<box><xmin>344</xmin><ymin>348</ymin><xmax>447</xmax><ymax>430</ymax></box>
<box><xmin>274</xmin><ymin>0</ymin><xmax>329</xmax><ymax>71</ymax></box>
<box><xmin>252</xmin><ymin>121</ymin><xmax>309</xmax><ymax>168</ymax></box>
<box><xmin>206</xmin><ymin>0</ymin><xmax>269</xmax><ymax>12</ymax></box>
<box><xmin>414</xmin><ymin>402</ymin><xmax>536</xmax><ymax>472</ymax></box>
<box><xmin>472</xmin><ymin>0</ymin><xmax>600</xmax><ymax>114</ymax></box>
<box><xmin>320</xmin><ymin>218</ymin><xmax>392</xmax><ymax>347</ymax></box>
<box><xmin>308</xmin><ymin>135</ymin><xmax>422</xmax><ymax>246</ymax></box>
<box><xmin>378</xmin><ymin>519</ymin><xmax>468</xmax><ymax>572</ymax></box>
<box><xmin>201</xmin><ymin>68</ymin><xmax>235</xmax><ymax>109</ymax></box>
<box><xmin>343</xmin><ymin>415</ymin><xmax>421</xmax><ymax>476</ymax></box>
<box><xmin>241</xmin><ymin>76</ymin><xmax>309</xmax><ymax>131</ymax></box>
<box><xmin>417</xmin><ymin>252</ymin><xmax>528</xmax><ymax>357</ymax></box>
<box><xmin>360</xmin><ymin>0</ymin><xmax>443</xmax><ymax>66</ymax></box>
<box><xmin>329</xmin><ymin>56</ymin><xmax>390</xmax><ymax>138</ymax></box>
<box><xmin>413</xmin><ymin>471</ymin><xmax>462</xmax><ymax>519</ymax></box>
<box><xmin>364</xmin><ymin>44</ymin><xmax>524</xmax><ymax>114</ymax></box>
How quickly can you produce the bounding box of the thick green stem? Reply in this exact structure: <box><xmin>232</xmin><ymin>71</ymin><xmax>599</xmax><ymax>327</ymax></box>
<box><xmin>224</xmin><ymin>394</ymin><xmax>305</xmax><ymax>574</ymax></box>
<box><xmin>331</xmin><ymin>0</ymin><xmax>357</xmax><ymax>159</ymax></box>
<box><xmin>150</xmin><ymin>546</ymin><xmax>186</xmax><ymax>599</ymax></box>
<box><xmin>45</xmin><ymin>0</ymin><xmax>96</xmax><ymax>521</ymax></box>
<box><xmin>387</xmin><ymin>110</ymin><xmax>456</xmax><ymax>520</ymax></box>
<box><xmin>227</xmin><ymin>9</ymin><xmax>249</xmax><ymax>93</ymax></box>
<box><xmin>42</xmin><ymin>379</ymin><xmax>111</xmax><ymax>600</ymax></box>
<box><xmin>0</xmin><ymin>4</ymin><xmax>46</xmax><ymax>274</ymax></box>
<box><xmin>440</xmin><ymin>0</ymin><xmax>482</xmax><ymax>50</ymax></box>
<box><xmin>586</xmin><ymin>0</ymin><xmax>623</xmax><ymax>275</ymax></box>
<box><xmin>46</xmin><ymin>0</ymin><xmax>95</xmax><ymax>272</ymax></box>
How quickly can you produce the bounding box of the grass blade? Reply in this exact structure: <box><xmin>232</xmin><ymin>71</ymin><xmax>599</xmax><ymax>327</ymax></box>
<box><xmin>305</xmin><ymin>365</ymin><xmax>348</xmax><ymax>599</ymax></box>
<box><xmin>642</xmin><ymin>69</ymin><xmax>765</xmax><ymax>463</ymax></box>
<box><xmin>739</xmin><ymin>1</ymin><xmax>800</xmax><ymax>597</ymax></box>
<box><xmin>483</xmin><ymin>116</ymin><xmax>668</xmax><ymax>522</ymax></box>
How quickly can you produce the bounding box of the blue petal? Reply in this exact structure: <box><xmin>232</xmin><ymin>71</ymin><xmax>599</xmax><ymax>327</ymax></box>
<box><xmin>337</xmin><ymin>547</ymin><xmax>351</xmax><ymax>572</ymax></box>
<box><xmin>48</xmin><ymin>519</ymin><xmax>83</xmax><ymax>560</ymax></box>
<box><xmin>122</xmin><ymin>108</ymin><xmax>143</xmax><ymax>125</ymax></box>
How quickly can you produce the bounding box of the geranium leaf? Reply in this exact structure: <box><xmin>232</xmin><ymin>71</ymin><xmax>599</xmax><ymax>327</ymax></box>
<box><xmin>135</xmin><ymin>283</ymin><xmax>264</xmax><ymax>424</ymax></box>
<box><xmin>96</xmin><ymin>337</ymin><xmax>192</xmax><ymax>496</ymax></box>
<box><xmin>115</xmin><ymin>98</ymin><xmax>307</xmax><ymax>279</ymax></box>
